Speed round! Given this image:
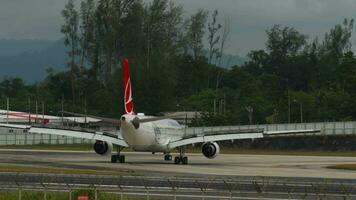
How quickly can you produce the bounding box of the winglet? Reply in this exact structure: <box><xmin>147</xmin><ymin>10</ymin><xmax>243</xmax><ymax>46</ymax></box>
<box><xmin>123</xmin><ymin>59</ymin><xmax>134</xmax><ymax>114</ymax></box>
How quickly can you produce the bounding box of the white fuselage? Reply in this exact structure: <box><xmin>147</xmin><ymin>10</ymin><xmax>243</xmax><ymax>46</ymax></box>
<box><xmin>120</xmin><ymin>114</ymin><xmax>184</xmax><ymax>152</ymax></box>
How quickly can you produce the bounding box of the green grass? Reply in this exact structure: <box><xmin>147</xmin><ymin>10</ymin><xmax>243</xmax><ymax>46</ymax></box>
<box><xmin>0</xmin><ymin>164</ymin><xmax>135</xmax><ymax>176</ymax></box>
<box><xmin>0</xmin><ymin>190</ymin><xmax>147</xmax><ymax>200</ymax></box>
<box><xmin>0</xmin><ymin>190</ymin><xmax>161</xmax><ymax>200</ymax></box>
<box><xmin>327</xmin><ymin>164</ymin><xmax>356</xmax><ymax>171</ymax></box>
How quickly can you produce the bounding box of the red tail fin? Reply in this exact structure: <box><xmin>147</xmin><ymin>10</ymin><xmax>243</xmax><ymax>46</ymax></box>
<box><xmin>123</xmin><ymin>59</ymin><xmax>134</xmax><ymax>114</ymax></box>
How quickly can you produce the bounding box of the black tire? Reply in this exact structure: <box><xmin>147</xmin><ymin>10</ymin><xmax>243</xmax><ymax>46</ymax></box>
<box><xmin>111</xmin><ymin>155</ymin><xmax>117</xmax><ymax>163</ymax></box>
<box><xmin>182</xmin><ymin>156</ymin><xmax>188</xmax><ymax>165</ymax></box>
<box><xmin>165</xmin><ymin>155</ymin><xmax>172</xmax><ymax>161</ymax></box>
<box><xmin>119</xmin><ymin>155</ymin><xmax>125</xmax><ymax>163</ymax></box>
<box><xmin>174</xmin><ymin>156</ymin><xmax>181</xmax><ymax>164</ymax></box>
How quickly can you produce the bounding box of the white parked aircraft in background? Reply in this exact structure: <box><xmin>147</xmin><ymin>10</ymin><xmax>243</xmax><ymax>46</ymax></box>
<box><xmin>0</xmin><ymin>59</ymin><xmax>320</xmax><ymax>164</ymax></box>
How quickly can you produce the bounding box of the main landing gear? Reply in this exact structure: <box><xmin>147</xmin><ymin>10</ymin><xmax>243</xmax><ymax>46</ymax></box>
<box><xmin>111</xmin><ymin>147</ymin><xmax>125</xmax><ymax>163</ymax></box>
<box><xmin>164</xmin><ymin>153</ymin><xmax>172</xmax><ymax>161</ymax></box>
<box><xmin>174</xmin><ymin>147</ymin><xmax>188</xmax><ymax>165</ymax></box>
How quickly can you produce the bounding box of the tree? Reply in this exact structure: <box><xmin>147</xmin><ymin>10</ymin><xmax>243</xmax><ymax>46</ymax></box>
<box><xmin>317</xmin><ymin>18</ymin><xmax>354</xmax><ymax>90</ymax></box>
<box><xmin>207</xmin><ymin>10</ymin><xmax>221</xmax><ymax>64</ymax></box>
<box><xmin>49</xmin><ymin>0</ymin><xmax>356</xmax><ymax>124</ymax></box>
<box><xmin>321</xmin><ymin>18</ymin><xmax>354</xmax><ymax>59</ymax></box>
<box><xmin>79</xmin><ymin>0</ymin><xmax>96</xmax><ymax>70</ymax></box>
<box><xmin>184</xmin><ymin>9</ymin><xmax>208</xmax><ymax>60</ymax></box>
<box><xmin>61</xmin><ymin>0</ymin><xmax>80</xmax><ymax>102</ymax></box>
<box><xmin>265</xmin><ymin>25</ymin><xmax>307</xmax><ymax>77</ymax></box>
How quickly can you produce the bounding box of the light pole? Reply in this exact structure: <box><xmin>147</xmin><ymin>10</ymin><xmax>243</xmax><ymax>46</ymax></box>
<box><xmin>293</xmin><ymin>99</ymin><xmax>303</xmax><ymax>123</ymax></box>
<box><xmin>281</xmin><ymin>78</ymin><xmax>290</xmax><ymax>123</ymax></box>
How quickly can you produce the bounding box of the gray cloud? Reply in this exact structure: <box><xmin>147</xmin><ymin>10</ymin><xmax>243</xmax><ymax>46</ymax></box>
<box><xmin>0</xmin><ymin>0</ymin><xmax>67</xmax><ymax>39</ymax></box>
<box><xmin>1</xmin><ymin>0</ymin><xmax>356</xmax><ymax>55</ymax></box>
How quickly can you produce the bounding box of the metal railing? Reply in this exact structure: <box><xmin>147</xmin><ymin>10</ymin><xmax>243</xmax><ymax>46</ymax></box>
<box><xmin>0</xmin><ymin>127</ymin><xmax>92</xmax><ymax>145</ymax></box>
<box><xmin>0</xmin><ymin>173</ymin><xmax>354</xmax><ymax>200</ymax></box>
<box><xmin>0</xmin><ymin>121</ymin><xmax>356</xmax><ymax>146</ymax></box>
<box><xmin>184</xmin><ymin>121</ymin><xmax>356</xmax><ymax>136</ymax></box>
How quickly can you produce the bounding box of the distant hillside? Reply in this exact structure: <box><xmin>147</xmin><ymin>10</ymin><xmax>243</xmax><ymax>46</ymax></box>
<box><xmin>209</xmin><ymin>53</ymin><xmax>248</xmax><ymax>68</ymax></box>
<box><xmin>0</xmin><ymin>39</ymin><xmax>54</xmax><ymax>57</ymax></box>
<box><xmin>0</xmin><ymin>39</ymin><xmax>67</xmax><ymax>83</ymax></box>
<box><xmin>0</xmin><ymin>39</ymin><xmax>247</xmax><ymax>83</ymax></box>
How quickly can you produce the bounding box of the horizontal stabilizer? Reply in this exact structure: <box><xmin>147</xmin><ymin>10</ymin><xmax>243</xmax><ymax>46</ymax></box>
<box><xmin>60</xmin><ymin>111</ymin><xmax>120</xmax><ymax>125</ymax></box>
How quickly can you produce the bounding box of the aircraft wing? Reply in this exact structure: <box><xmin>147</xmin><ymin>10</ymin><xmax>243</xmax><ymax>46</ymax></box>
<box><xmin>168</xmin><ymin>127</ymin><xmax>320</xmax><ymax>149</ymax></box>
<box><xmin>0</xmin><ymin>123</ymin><xmax>129</xmax><ymax>147</ymax></box>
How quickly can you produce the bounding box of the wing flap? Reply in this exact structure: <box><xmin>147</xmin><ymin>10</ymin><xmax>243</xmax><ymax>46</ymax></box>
<box><xmin>169</xmin><ymin>128</ymin><xmax>321</xmax><ymax>149</ymax></box>
<box><xmin>265</xmin><ymin>129</ymin><xmax>320</xmax><ymax>136</ymax></box>
<box><xmin>168</xmin><ymin>132</ymin><xmax>264</xmax><ymax>149</ymax></box>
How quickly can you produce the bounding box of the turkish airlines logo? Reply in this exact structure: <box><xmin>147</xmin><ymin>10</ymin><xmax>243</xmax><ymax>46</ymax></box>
<box><xmin>124</xmin><ymin>77</ymin><xmax>134</xmax><ymax>114</ymax></box>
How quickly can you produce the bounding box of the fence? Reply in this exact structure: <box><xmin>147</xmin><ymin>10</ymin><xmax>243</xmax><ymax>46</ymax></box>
<box><xmin>0</xmin><ymin>127</ymin><xmax>92</xmax><ymax>145</ymax></box>
<box><xmin>0</xmin><ymin>173</ymin><xmax>355</xmax><ymax>200</ymax></box>
<box><xmin>166</xmin><ymin>121</ymin><xmax>356</xmax><ymax>137</ymax></box>
<box><xmin>238</xmin><ymin>121</ymin><xmax>356</xmax><ymax>136</ymax></box>
<box><xmin>1</xmin><ymin>121</ymin><xmax>356</xmax><ymax>146</ymax></box>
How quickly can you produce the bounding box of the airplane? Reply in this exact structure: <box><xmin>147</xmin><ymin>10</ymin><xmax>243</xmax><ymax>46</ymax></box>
<box><xmin>0</xmin><ymin>59</ymin><xmax>320</xmax><ymax>164</ymax></box>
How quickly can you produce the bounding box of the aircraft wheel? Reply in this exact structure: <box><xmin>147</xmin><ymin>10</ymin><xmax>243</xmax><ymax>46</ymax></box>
<box><xmin>112</xmin><ymin>155</ymin><xmax>125</xmax><ymax>163</ymax></box>
<box><xmin>174</xmin><ymin>156</ymin><xmax>181</xmax><ymax>164</ymax></box>
<box><xmin>119</xmin><ymin>155</ymin><xmax>125</xmax><ymax>163</ymax></box>
<box><xmin>182</xmin><ymin>156</ymin><xmax>188</xmax><ymax>165</ymax></box>
<box><xmin>111</xmin><ymin>155</ymin><xmax>117</xmax><ymax>163</ymax></box>
<box><xmin>164</xmin><ymin>154</ymin><xmax>172</xmax><ymax>161</ymax></box>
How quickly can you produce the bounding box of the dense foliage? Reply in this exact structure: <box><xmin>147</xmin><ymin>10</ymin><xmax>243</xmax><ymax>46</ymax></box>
<box><xmin>1</xmin><ymin>0</ymin><xmax>356</xmax><ymax>126</ymax></box>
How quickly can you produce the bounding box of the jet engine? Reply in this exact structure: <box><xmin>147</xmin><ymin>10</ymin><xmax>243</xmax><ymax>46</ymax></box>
<box><xmin>202</xmin><ymin>142</ymin><xmax>220</xmax><ymax>159</ymax></box>
<box><xmin>94</xmin><ymin>141</ymin><xmax>113</xmax><ymax>156</ymax></box>
<box><xmin>131</xmin><ymin>117</ymin><xmax>140</xmax><ymax>129</ymax></box>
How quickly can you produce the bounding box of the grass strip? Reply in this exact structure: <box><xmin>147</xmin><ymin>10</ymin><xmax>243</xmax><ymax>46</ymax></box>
<box><xmin>327</xmin><ymin>164</ymin><xmax>356</xmax><ymax>171</ymax></box>
<box><xmin>0</xmin><ymin>164</ymin><xmax>134</xmax><ymax>176</ymax></box>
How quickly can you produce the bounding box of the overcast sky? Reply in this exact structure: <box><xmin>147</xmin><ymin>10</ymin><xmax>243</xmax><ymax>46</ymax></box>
<box><xmin>1</xmin><ymin>0</ymin><xmax>356</xmax><ymax>56</ymax></box>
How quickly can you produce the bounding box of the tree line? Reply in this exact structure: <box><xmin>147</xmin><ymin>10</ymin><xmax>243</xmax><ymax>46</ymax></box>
<box><xmin>1</xmin><ymin>0</ymin><xmax>356</xmax><ymax>126</ymax></box>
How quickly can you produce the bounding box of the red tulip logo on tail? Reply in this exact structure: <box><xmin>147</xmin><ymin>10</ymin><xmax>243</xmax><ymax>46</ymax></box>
<box><xmin>123</xmin><ymin>59</ymin><xmax>134</xmax><ymax>114</ymax></box>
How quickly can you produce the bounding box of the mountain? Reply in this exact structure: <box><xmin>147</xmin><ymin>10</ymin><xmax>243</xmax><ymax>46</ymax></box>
<box><xmin>0</xmin><ymin>39</ymin><xmax>67</xmax><ymax>83</ymax></box>
<box><xmin>0</xmin><ymin>39</ymin><xmax>55</xmax><ymax>57</ymax></box>
<box><xmin>0</xmin><ymin>39</ymin><xmax>247</xmax><ymax>83</ymax></box>
<box><xmin>212</xmin><ymin>53</ymin><xmax>248</xmax><ymax>68</ymax></box>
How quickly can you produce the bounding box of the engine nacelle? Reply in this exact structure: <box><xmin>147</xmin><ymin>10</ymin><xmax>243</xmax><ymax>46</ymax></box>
<box><xmin>202</xmin><ymin>142</ymin><xmax>220</xmax><ymax>159</ymax></box>
<box><xmin>94</xmin><ymin>141</ymin><xmax>113</xmax><ymax>156</ymax></box>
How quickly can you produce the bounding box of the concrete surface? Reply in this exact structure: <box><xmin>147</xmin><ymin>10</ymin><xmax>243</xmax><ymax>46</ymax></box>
<box><xmin>0</xmin><ymin>149</ymin><xmax>355</xmax><ymax>179</ymax></box>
